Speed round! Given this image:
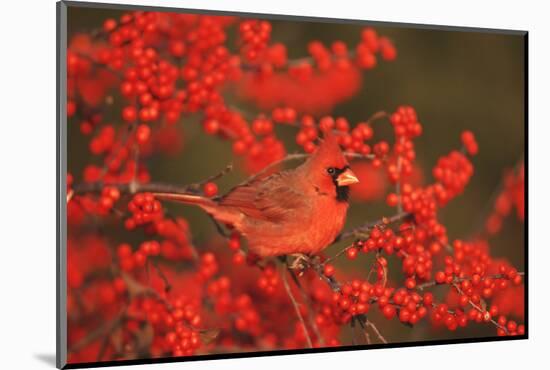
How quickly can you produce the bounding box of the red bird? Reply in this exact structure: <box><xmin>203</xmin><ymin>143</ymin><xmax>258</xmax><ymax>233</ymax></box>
<box><xmin>154</xmin><ymin>132</ymin><xmax>359</xmax><ymax>257</ymax></box>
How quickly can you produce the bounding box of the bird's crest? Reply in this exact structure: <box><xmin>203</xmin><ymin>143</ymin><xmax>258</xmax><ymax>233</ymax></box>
<box><xmin>307</xmin><ymin>130</ymin><xmax>348</xmax><ymax>169</ymax></box>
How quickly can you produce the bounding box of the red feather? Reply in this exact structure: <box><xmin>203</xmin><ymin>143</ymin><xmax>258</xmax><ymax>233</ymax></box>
<box><xmin>154</xmin><ymin>132</ymin><xmax>357</xmax><ymax>257</ymax></box>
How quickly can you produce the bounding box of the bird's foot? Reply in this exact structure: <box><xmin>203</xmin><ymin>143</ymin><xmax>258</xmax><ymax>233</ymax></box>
<box><xmin>286</xmin><ymin>253</ymin><xmax>312</xmax><ymax>274</ymax></box>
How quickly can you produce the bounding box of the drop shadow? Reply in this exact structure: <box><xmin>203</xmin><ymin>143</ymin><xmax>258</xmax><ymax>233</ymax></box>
<box><xmin>34</xmin><ymin>353</ymin><xmax>56</xmax><ymax>367</ymax></box>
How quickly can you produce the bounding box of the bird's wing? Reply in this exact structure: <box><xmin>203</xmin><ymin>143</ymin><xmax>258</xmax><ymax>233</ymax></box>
<box><xmin>219</xmin><ymin>171</ymin><xmax>310</xmax><ymax>223</ymax></box>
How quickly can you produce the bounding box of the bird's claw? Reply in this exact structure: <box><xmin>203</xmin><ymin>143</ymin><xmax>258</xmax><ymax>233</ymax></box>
<box><xmin>286</xmin><ymin>253</ymin><xmax>311</xmax><ymax>274</ymax></box>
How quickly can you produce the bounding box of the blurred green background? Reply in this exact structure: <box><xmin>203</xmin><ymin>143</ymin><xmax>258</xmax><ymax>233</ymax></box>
<box><xmin>68</xmin><ymin>6</ymin><xmax>525</xmax><ymax>344</ymax></box>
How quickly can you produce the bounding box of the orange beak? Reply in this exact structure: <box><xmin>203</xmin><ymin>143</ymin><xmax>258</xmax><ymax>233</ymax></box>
<box><xmin>336</xmin><ymin>168</ymin><xmax>359</xmax><ymax>186</ymax></box>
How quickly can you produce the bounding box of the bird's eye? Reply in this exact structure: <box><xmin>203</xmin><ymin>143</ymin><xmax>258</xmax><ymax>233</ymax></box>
<box><xmin>327</xmin><ymin>167</ymin><xmax>336</xmax><ymax>175</ymax></box>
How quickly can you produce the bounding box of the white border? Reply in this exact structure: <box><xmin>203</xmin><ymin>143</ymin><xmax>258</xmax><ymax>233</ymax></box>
<box><xmin>1</xmin><ymin>0</ymin><xmax>546</xmax><ymax>369</ymax></box>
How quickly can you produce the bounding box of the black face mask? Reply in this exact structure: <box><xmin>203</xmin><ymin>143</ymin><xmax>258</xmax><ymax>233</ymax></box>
<box><xmin>327</xmin><ymin>166</ymin><xmax>351</xmax><ymax>202</ymax></box>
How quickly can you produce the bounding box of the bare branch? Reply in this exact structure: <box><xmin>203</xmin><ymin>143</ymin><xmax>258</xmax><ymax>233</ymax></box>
<box><xmin>279</xmin><ymin>262</ymin><xmax>313</xmax><ymax>348</ymax></box>
<box><xmin>365</xmin><ymin>319</ymin><xmax>388</xmax><ymax>344</ymax></box>
<box><xmin>416</xmin><ymin>272</ymin><xmax>525</xmax><ymax>291</ymax></box>
<box><xmin>287</xmin><ymin>268</ymin><xmax>325</xmax><ymax>345</ymax></box>
<box><xmin>331</xmin><ymin>212</ymin><xmax>411</xmax><ymax>245</ymax></box>
<box><xmin>69</xmin><ymin>307</ymin><xmax>127</xmax><ymax>353</ymax></box>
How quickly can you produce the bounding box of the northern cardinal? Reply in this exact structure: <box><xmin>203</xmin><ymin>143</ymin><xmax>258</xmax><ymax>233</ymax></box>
<box><xmin>154</xmin><ymin>132</ymin><xmax>359</xmax><ymax>257</ymax></box>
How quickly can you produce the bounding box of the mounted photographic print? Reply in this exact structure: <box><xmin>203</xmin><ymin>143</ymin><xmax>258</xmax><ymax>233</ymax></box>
<box><xmin>57</xmin><ymin>1</ymin><xmax>527</xmax><ymax>368</ymax></box>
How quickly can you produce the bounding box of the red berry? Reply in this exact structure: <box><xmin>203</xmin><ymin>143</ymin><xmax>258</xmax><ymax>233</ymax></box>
<box><xmin>346</xmin><ymin>247</ymin><xmax>358</xmax><ymax>260</ymax></box>
<box><xmin>103</xmin><ymin>18</ymin><xmax>117</xmax><ymax>32</ymax></box>
<box><xmin>323</xmin><ymin>264</ymin><xmax>335</xmax><ymax>277</ymax></box>
<box><xmin>122</xmin><ymin>106</ymin><xmax>137</xmax><ymax>122</ymax></box>
<box><xmin>386</xmin><ymin>193</ymin><xmax>399</xmax><ymax>207</ymax></box>
<box><xmin>203</xmin><ymin>182</ymin><xmax>218</xmax><ymax>197</ymax></box>
<box><xmin>382</xmin><ymin>305</ymin><xmax>396</xmax><ymax>319</ymax></box>
<box><xmin>136</xmin><ymin>124</ymin><xmax>151</xmax><ymax>144</ymax></box>
<box><xmin>405</xmin><ymin>277</ymin><xmax>416</xmax><ymax>289</ymax></box>
<box><xmin>203</xmin><ymin>119</ymin><xmax>220</xmax><ymax>135</ymax></box>
<box><xmin>435</xmin><ymin>271</ymin><xmax>446</xmax><ymax>284</ymax></box>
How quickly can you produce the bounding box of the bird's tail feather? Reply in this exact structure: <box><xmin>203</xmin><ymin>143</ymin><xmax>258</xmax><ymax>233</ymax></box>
<box><xmin>153</xmin><ymin>192</ymin><xmax>240</xmax><ymax>228</ymax></box>
<box><xmin>152</xmin><ymin>193</ymin><xmax>217</xmax><ymax>209</ymax></box>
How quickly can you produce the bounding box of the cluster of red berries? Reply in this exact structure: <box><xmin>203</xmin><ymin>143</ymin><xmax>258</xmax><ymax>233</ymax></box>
<box><xmin>68</xmin><ymin>11</ymin><xmax>240</xmax><ymax>195</ymax></box>
<box><xmin>206</xmin><ymin>275</ymin><xmax>287</xmax><ymax>343</ymax></box>
<box><xmin>200</xmin><ymin>107</ymin><xmax>289</xmax><ymax>175</ymax></box>
<box><xmin>308</xmin><ymin>41</ymin><xmax>346</xmax><ymax>71</ymax></box>
<box><xmin>148</xmin><ymin>218</ymin><xmax>196</xmax><ymax>261</ymax></box>
<box><xmin>496</xmin><ymin>316</ymin><xmax>525</xmax><ymax>336</ymax></box>
<box><xmin>68</xmin><ymin>11</ymin><xmax>398</xmax><ymax>187</ymax></box>
<box><xmin>232</xmin><ymin>294</ymin><xmax>262</xmax><ymax>336</ymax></box>
<box><xmin>486</xmin><ymin>163</ymin><xmax>525</xmax><ymax>234</ymax></box>
<box><xmin>461</xmin><ymin>130</ymin><xmax>479</xmax><ymax>156</ymax></box>
<box><xmin>237</xmin><ymin>57</ymin><xmax>363</xmax><ymax>113</ymax></box>
<box><xmin>116</xmin><ymin>241</ymin><xmax>159</xmax><ymax>271</ymax></box>
<box><xmin>67</xmin><ymin>183</ymin><xmax>122</xmax><ymax>222</ymax></box>
<box><xmin>317</xmin><ymin>279</ymin><xmax>431</xmax><ymax>327</ymax></box>
<box><xmin>225</xmin><ymin>233</ymin><xmax>247</xmax><ymax>265</ymax></box>
<box><xmin>97</xmin><ymin>186</ymin><xmax>121</xmax><ymax>214</ymax></box>
<box><xmin>387</xmin><ymin>105</ymin><xmax>422</xmax><ymax>184</ymax></box>
<box><xmin>198</xmin><ymin>252</ymin><xmax>219</xmax><ymax>280</ymax></box>
<box><xmin>433</xmin><ymin>150</ymin><xmax>474</xmax><ymax>201</ymax></box>
<box><xmin>67</xmin><ymin>236</ymin><xmax>109</xmax><ymax>289</ymax></box>
<box><xmin>206</xmin><ymin>276</ymin><xmax>233</xmax><ymax>313</ymax></box>
<box><xmin>271</xmin><ymin>107</ymin><xmax>297</xmax><ymax>124</ymax></box>
<box><xmin>237</xmin><ymin>28</ymin><xmax>395</xmax><ymax>113</ymax></box>
<box><xmin>356</xmin><ymin>28</ymin><xmax>397</xmax><ymax>68</ymax></box>
<box><xmin>90</xmin><ymin>130</ymin><xmax>146</xmax><ymax>183</ymax></box>
<box><xmin>430</xmin><ymin>303</ymin><xmax>467</xmax><ymax>331</ymax></box>
<box><xmin>78</xmin><ymin>112</ymin><xmax>103</xmax><ymax>135</ymax></box>
<box><xmin>250</xmin><ymin>115</ymin><xmax>275</xmax><ymax>136</ymax></box>
<box><xmin>125</xmin><ymin>193</ymin><xmax>163</xmax><ymax>229</ymax></box>
<box><xmin>128</xmin><ymin>295</ymin><xmax>204</xmax><ymax>357</ymax></box>
<box><xmin>206</xmin><ymin>276</ymin><xmax>279</xmax><ymax>342</ymax></box>
<box><xmin>243</xmin><ymin>135</ymin><xmax>287</xmax><ymax>174</ymax></box>
<box><xmin>294</xmin><ymin>115</ymin><xmax>375</xmax><ymax>155</ymax></box>
<box><xmin>89</xmin><ymin>125</ymin><xmax>116</xmax><ymax>155</ymax></box>
<box><xmin>238</xmin><ymin>20</ymin><xmax>272</xmax><ymax>63</ymax></box>
<box><xmin>257</xmin><ymin>263</ymin><xmax>280</xmax><ymax>295</ymax></box>
<box><xmin>67</xmin><ymin>34</ymin><xmax>119</xmax><ymax>108</ymax></box>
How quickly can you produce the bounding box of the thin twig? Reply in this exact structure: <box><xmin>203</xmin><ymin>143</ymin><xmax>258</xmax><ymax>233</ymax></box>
<box><xmin>72</xmin><ymin>181</ymin><xmax>192</xmax><ymax>197</ymax></box>
<box><xmin>72</xmin><ymin>51</ymin><xmax>124</xmax><ymax>78</ymax></box>
<box><xmin>350</xmin><ymin>317</ymin><xmax>358</xmax><ymax>345</ymax></box>
<box><xmin>287</xmin><ymin>268</ymin><xmax>325</xmax><ymax>345</ymax></box>
<box><xmin>415</xmin><ymin>272</ymin><xmax>525</xmax><ymax>291</ymax></box>
<box><xmin>129</xmin><ymin>126</ymin><xmax>140</xmax><ymax>193</ymax></box>
<box><xmin>332</xmin><ymin>212</ymin><xmax>411</xmax><ymax>245</ymax></box>
<box><xmin>99</xmin><ymin>122</ymin><xmax>137</xmax><ymax>181</ymax></box>
<box><xmin>72</xmin><ymin>164</ymin><xmax>233</xmax><ymax>199</ymax></box>
<box><xmin>395</xmin><ymin>137</ymin><xmax>404</xmax><ymax>214</ymax></box>
<box><xmin>187</xmin><ymin>164</ymin><xmax>233</xmax><ymax>192</ymax></box>
<box><xmin>452</xmin><ymin>282</ymin><xmax>510</xmax><ymax>334</ymax></box>
<box><xmin>362</xmin><ymin>324</ymin><xmax>372</xmax><ymax>344</ymax></box>
<box><xmin>366</xmin><ymin>111</ymin><xmax>389</xmax><ymax>125</ymax></box>
<box><xmin>69</xmin><ymin>307</ymin><xmax>127</xmax><ymax>353</ymax></box>
<box><xmin>151</xmin><ymin>259</ymin><xmax>172</xmax><ymax>292</ymax></box>
<box><xmin>279</xmin><ymin>261</ymin><xmax>313</xmax><ymax>348</ymax></box>
<box><xmin>364</xmin><ymin>319</ymin><xmax>387</xmax><ymax>343</ymax></box>
<box><xmin>163</xmin><ymin>212</ymin><xmax>200</xmax><ymax>262</ymax></box>
<box><xmin>241</xmin><ymin>50</ymin><xmax>358</xmax><ymax>71</ymax></box>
